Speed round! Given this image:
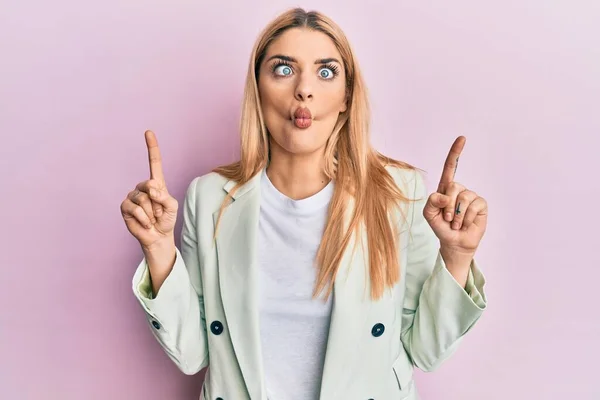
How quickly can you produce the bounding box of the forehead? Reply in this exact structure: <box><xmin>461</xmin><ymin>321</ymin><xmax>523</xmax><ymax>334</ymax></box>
<box><xmin>265</xmin><ymin>28</ymin><xmax>342</xmax><ymax>61</ymax></box>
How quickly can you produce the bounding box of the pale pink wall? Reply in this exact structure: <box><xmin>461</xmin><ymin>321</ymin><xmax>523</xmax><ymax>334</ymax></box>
<box><xmin>1</xmin><ymin>1</ymin><xmax>598</xmax><ymax>399</ymax></box>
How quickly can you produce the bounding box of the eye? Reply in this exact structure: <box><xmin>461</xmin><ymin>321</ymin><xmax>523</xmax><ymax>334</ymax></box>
<box><xmin>319</xmin><ymin>64</ymin><xmax>340</xmax><ymax>80</ymax></box>
<box><xmin>273</xmin><ymin>64</ymin><xmax>293</xmax><ymax>77</ymax></box>
<box><xmin>319</xmin><ymin>67</ymin><xmax>333</xmax><ymax>79</ymax></box>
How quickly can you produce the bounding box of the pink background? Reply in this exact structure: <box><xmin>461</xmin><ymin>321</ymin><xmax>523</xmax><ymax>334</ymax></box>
<box><xmin>1</xmin><ymin>1</ymin><xmax>599</xmax><ymax>399</ymax></box>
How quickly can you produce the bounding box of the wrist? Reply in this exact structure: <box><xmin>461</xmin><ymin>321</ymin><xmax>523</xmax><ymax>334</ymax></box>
<box><xmin>440</xmin><ymin>246</ymin><xmax>475</xmax><ymax>270</ymax></box>
<box><xmin>142</xmin><ymin>235</ymin><xmax>175</xmax><ymax>255</ymax></box>
<box><xmin>142</xmin><ymin>237</ymin><xmax>176</xmax><ymax>271</ymax></box>
<box><xmin>440</xmin><ymin>246</ymin><xmax>474</xmax><ymax>289</ymax></box>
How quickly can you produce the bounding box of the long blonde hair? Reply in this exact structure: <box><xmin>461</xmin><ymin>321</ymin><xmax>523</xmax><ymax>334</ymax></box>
<box><xmin>213</xmin><ymin>7</ymin><xmax>420</xmax><ymax>301</ymax></box>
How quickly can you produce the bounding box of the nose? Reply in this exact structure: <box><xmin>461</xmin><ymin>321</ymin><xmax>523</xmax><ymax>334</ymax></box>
<box><xmin>294</xmin><ymin>74</ymin><xmax>313</xmax><ymax>102</ymax></box>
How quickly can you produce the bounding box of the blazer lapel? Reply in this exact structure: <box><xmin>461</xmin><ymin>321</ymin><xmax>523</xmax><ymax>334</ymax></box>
<box><xmin>213</xmin><ymin>170</ymin><xmax>265</xmax><ymax>399</ymax></box>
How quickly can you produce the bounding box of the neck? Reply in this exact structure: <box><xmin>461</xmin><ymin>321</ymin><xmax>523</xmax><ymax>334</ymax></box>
<box><xmin>266</xmin><ymin>150</ymin><xmax>331</xmax><ymax>201</ymax></box>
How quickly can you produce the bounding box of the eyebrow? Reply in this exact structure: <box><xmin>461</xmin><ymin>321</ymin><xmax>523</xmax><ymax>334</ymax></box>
<box><xmin>266</xmin><ymin>54</ymin><xmax>341</xmax><ymax>65</ymax></box>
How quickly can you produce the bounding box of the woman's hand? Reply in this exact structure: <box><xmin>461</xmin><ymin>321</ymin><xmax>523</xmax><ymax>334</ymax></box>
<box><xmin>423</xmin><ymin>136</ymin><xmax>488</xmax><ymax>261</ymax></box>
<box><xmin>120</xmin><ymin>130</ymin><xmax>179</xmax><ymax>251</ymax></box>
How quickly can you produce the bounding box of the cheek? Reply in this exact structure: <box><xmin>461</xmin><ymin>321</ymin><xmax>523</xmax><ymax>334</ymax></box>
<box><xmin>259</xmin><ymin>80</ymin><xmax>291</xmax><ymax>113</ymax></box>
<box><xmin>321</xmin><ymin>84</ymin><xmax>347</xmax><ymax>112</ymax></box>
<box><xmin>262</xmin><ymin>98</ymin><xmax>290</xmax><ymax>130</ymax></box>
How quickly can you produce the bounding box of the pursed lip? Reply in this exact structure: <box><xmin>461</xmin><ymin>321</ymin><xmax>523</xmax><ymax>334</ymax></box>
<box><xmin>292</xmin><ymin>106</ymin><xmax>312</xmax><ymax>120</ymax></box>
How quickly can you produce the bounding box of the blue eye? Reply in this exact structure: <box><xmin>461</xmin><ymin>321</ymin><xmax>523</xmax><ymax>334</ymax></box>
<box><xmin>319</xmin><ymin>68</ymin><xmax>333</xmax><ymax>79</ymax></box>
<box><xmin>319</xmin><ymin>64</ymin><xmax>340</xmax><ymax>79</ymax></box>
<box><xmin>274</xmin><ymin>65</ymin><xmax>293</xmax><ymax>76</ymax></box>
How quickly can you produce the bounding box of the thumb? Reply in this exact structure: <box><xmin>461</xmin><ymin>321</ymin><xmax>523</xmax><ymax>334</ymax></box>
<box><xmin>423</xmin><ymin>192</ymin><xmax>450</xmax><ymax>220</ymax></box>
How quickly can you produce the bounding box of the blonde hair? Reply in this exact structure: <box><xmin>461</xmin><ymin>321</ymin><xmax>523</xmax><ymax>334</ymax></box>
<box><xmin>213</xmin><ymin>7</ymin><xmax>420</xmax><ymax>301</ymax></box>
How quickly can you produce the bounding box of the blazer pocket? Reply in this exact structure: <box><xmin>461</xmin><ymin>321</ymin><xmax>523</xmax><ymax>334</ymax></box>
<box><xmin>392</xmin><ymin>354</ymin><xmax>414</xmax><ymax>395</ymax></box>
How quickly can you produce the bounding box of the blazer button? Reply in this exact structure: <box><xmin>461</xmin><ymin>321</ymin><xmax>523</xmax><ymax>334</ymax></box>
<box><xmin>371</xmin><ymin>323</ymin><xmax>385</xmax><ymax>337</ymax></box>
<box><xmin>210</xmin><ymin>321</ymin><xmax>224</xmax><ymax>335</ymax></box>
<box><xmin>151</xmin><ymin>320</ymin><xmax>161</xmax><ymax>330</ymax></box>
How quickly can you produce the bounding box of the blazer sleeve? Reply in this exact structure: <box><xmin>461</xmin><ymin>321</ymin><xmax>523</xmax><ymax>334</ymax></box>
<box><xmin>399</xmin><ymin>169</ymin><xmax>487</xmax><ymax>372</ymax></box>
<box><xmin>131</xmin><ymin>176</ymin><xmax>209</xmax><ymax>375</ymax></box>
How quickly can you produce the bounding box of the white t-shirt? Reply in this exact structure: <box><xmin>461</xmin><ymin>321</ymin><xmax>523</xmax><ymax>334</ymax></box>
<box><xmin>257</xmin><ymin>168</ymin><xmax>334</xmax><ymax>400</ymax></box>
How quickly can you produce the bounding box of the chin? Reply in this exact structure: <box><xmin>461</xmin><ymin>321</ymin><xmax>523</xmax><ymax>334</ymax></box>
<box><xmin>271</xmin><ymin>132</ymin><xmax>323</xmax><ymax>156</ymax></box>
<box><xmin>285</xmin><ymin>145</ymin><xmax>322</xmax><ymax>156</ymax></box>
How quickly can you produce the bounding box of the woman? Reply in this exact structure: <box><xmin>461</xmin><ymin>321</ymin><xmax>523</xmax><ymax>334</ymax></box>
<box><xmin>120</xmin><ymin>7</ymin><xmax>488</xmax><ymax>400</ymax></box>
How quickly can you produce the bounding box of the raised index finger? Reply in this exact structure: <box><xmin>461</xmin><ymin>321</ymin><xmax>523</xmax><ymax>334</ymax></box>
<box><xmin>145</xmin><ymin>130</ymin><xmax>165</xmax><ymax>184</ymax></box>
<box><xmin>437</xmin><ymin>135</ymin><xmax>466</xmax><ymax>193</ymax></box>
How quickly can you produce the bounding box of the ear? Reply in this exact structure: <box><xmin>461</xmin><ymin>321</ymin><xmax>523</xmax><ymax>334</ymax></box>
<box><xmin>339</xmin><ymin>87</ymin><xmax>350</xmax><ymax>113</ymax></box>
<box><xmin>339</xmin><ymin>97</ymin><xmax>348</xmax><ymax>113</ymax></box>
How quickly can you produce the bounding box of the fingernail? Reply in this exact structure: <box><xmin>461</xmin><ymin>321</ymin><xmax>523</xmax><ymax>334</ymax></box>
<box><xmin>452</xmin><ymin>221</ymin><xmax>460</xmax><ymax>230</ymax></box>
<box><xmin>150</xmin><ymin>189</ymin><xmax>157</xmax><ymax>198</ymax></box>
<box><xmin>445</xmin><ymin>212</ymin><xmax>452</xmax><ymax>221</ymax></box>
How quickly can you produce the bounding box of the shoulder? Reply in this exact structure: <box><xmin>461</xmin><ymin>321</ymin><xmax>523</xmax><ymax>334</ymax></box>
<box><xmin>183</xmin><ymin>171</ymin><xmax>230</xmax><ymax>212</ymax></box>
<box><xmin>190</xmin><ymin>171</ymin><xmax>229</xmax><ymax>193</ymax></box>
<box><xmin>384</xmin><ymin>164</ymin><xmax>426</xmax><ymax>198</ymax></box>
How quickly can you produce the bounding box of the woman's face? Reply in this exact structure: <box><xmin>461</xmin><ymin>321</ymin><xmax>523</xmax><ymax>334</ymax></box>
<box><xmin>258</xmin><ymin>27</ymin><xmax>348</xmax><ymax>158</ymax></box>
